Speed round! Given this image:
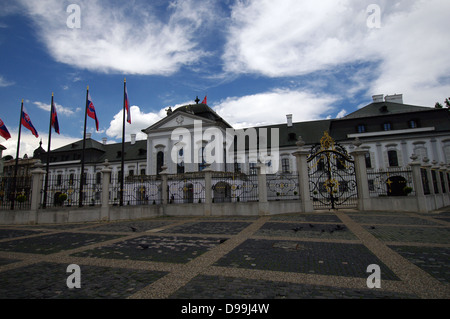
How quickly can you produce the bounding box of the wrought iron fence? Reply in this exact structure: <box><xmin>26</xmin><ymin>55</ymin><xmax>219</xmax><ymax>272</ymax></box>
<box><xmin>109</xmin><ymin>176</ymin><xmax>162</xmax><ymax>206</ymax></box>
<box><xmin>266</xmin><ymin>173</ymin><xmax>299</xmax><ymax>201</ymax></box>
<box><xmin>421</xmin><ymin>168</ymin><xmax>431</xmax><ymax>195</ymax></box>
<box><xmin>431</xmin><ymin>170</ymin><xmax>439</xmax><ymax>194</ymax></box>
<box><xmin>41</xmin><ymin>174</ymin><xmax>101</xmax><ymax>208</ymax></box>
<box><xmin>167</xmin><ymin>173</ymin><xmax>205</xmax><ymax>204</ymax></box>
<box><xmin>212</xmin><ymin>172</ymin><xmax>259</xmax><ymax>202</ymax></box>
<box><xmin>0</xmin><ymin>176</ymin><xmax>32</xmax><ymax>210</ymax></box>
<box><xmin>440</xmin><ymin>171</ymin><xmax>447</xmax><ymax>193</ymax></box>
<box><xmin>367</xmin><ymin>167</ymin><xmax>415</xmax><ymax>197</ymax></box>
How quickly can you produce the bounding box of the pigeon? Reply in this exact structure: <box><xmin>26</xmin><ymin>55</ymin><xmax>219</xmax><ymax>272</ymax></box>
<box><xmin>138</xmin><ymin>244</ymin><xmax>149</xmax><ymax>250</ymax></box>
<box><xmin>219</xmin><ymin>239</ymin><xmax>227</xmax><ymax>244</ymax></box>
<box><xmin>370</xmin><ymin>226</ymin><xmax>376</xmax><ymax>230</ymax></box>
<box><xmin>292</xmin><ymin>227</ymin><xmax>303</xmax><ymax>233</ymax></box>
<box><xmin>329</xmin><ymin>230</ymin><xmax>334</xmax><ymax>234</ymax></box>
<box><xmin>335</xmin><ymin>225</ymin><xmax>345</xmax><ymax>231</ymax></box>
<box><xmin>130</xmin><ymin>226</ymin><xmax>138</xmax><ymax>232</ymax></box>
<box><xmin>321</xmin><ymin>229</ymin><xmax>325</xmax><ymax>233</ymax></box>
<box><xmin>309</xmin><ymin>224</ymin><xmax>314</xmax><ymax>228</ymax></box>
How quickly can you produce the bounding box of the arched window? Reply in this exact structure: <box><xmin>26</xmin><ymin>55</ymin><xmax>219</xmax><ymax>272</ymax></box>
<box><xmin>281</xmin><ymin>157</ymin><xmax>290</xmax><ymax>173</ymax></box>
<box><xmin>198</xmin><ymin>147</ymin><xmax>207</xmax><ymax>171</ymax></box>
<box><xmin>177</xmin><ymin>148</ymin><xmax>185</xmax><ymax>174</ymax></box>
<box><xmin>157</xmin><ymin>151</ymin><xmax>164</xmax><ymax>175</ymax></box>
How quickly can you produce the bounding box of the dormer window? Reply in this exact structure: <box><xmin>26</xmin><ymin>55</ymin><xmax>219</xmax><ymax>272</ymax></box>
<box><xmin>288</xmin><ymin>133</ymin><xmax>297</xmax><ymax>141</ymax></box>
<box><xmin>408</xmin><ymin>120</ymin><xmax>419</xmax><ymax>129</ymax></box>
<box><xmin>383</xmin><ymin>122</ymin><xmax>392</xmax><ymax>131</ymax></box>
<box><xmin>357</xmin><ymin>124</ymin><xmax>366</xmax><ymax>133</ymax></box>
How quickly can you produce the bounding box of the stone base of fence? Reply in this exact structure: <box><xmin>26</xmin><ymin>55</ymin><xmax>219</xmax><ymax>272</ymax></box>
<box><xmin>0</xmin><ymin>200</ymin><xmax>306</xmax><ymax>225</ymax></box>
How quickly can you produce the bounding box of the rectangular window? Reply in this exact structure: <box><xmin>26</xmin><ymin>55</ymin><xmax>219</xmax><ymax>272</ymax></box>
<box><xmin>357</xmin><ymin>125</ymin><xmax>366</xmax><ymax>133</ymax></box>
<box><xmin>408</xmin><ymin>120</ymin><xmax>418</xmax><ymax>129</ymax></box>
<box><xmin>365</xmin><ymin>153</ymin><xmax>372</xmax><ymax>169</ymax></box>
<box><xmin>57</xmin><ymin>174</ymin><xmax>62</xmax><ymax>186</ymax></box>
<box><xmin>383</xmin><ymin>123</ymin><xmax>392</xmax><ymax>131</ymax></box>
<box><xmin>281</xmin><ymin>158</ymin><xmax>290</xmax><ymax>173</ymax></box>
<box><xmin>388</xmin><ymin>150</ymin><xmax>399</xmax><ymax>167</ymax></box>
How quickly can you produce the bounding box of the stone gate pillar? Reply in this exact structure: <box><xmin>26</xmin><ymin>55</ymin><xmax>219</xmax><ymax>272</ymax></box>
<box><xmin>350</xmin><ymin>138</ymin><xmax>371</xmax><ymax>212</ymax></box>
<box><xmin>292</xmin><ymin>137</ymin><xmax>313</xmax><ymax>213</ymax></box>
<box><xmin>257</xmin><ymin>163</ymin><xmax>269</xmax><ymax>216</ymax></box>
<box><xmin>30</xmin><ymin>161</ymin><xmax>46</xmax><ymax>224</ymax></box>
<box><xmin>204</xmin><ymin>165</ymin><xmax>212</xmax><ymax>216</ymax></box>
<box><xmin>101</xmin><ymin>160</ymin><xmax>112</xmax><ymax>221</ymax></box>
<box><xmin>409</xmin><ymin>154</ymin><xmax>428</xmax><ymax>213</ymax></box>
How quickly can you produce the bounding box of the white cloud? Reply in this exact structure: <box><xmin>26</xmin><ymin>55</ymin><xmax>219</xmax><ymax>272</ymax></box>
<box><xmin>223</xmin><ymin>0</ymin><xmax>372</xmax><ymax>77</ymax></box>
<box><xmin>223</xmin><ymin>0</ymin><xmax>450</xmax><ymax>107</ymax></box>
<box><xmin>17</xmin><ymin>0</ymin><xmax>217</xmax><ymax>75</ymax></box>
<box><xmin>1</xmin><ymin>129</ymin><xmax>79</xmax><ymax>159</ymax></box>
<box><xmin>212</xmin><ymin>89</ymin><xmax>338</xmax><ymax>129</ymax></box>
<box><xmin>106</xmin><ymin>106</ymin><xmax>166</xmax><ymax>141</ymax></box>
<box><xmin>336</xmin><ymin>109</ymin><xmax>347</xmax><ymax>119</ymax></box>
<box><xmin>0</xmin><ymin>75</ymin><xmax>14</xmax><ymax>87</ymax></box>
<box><xmin>33</xmin><ymin>101</ymin><xmax>75</xmax><ymax>116</ymax></box>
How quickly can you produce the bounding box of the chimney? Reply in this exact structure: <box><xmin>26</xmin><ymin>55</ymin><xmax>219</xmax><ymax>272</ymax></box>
<box><xmin>286</xmin><ymin>114</ymin><xmax>293</xmax><ymax>127</ymax></box>
<box><xmin>372</xmin><ymin>94</ymin><xmax>384</xmax><ymax>103</ymax></box>
<box><xmin>86</xmin><ymin>133</ymin><xmax>92</xmax><ymax>139</ymax></box>
<box><xmin>385</xmin><ymin>94</ymin><xmax>403</xmax><ymax>104</ymax></box>
<box><xmin>131</xmin><ymin>134</ymin><xmax>136</xmax><ymax>145</ymax></box>
<box><xmin>102</xmin><ymin>137</ymin><xmax>107</xmax><ymax>145</ymax></box>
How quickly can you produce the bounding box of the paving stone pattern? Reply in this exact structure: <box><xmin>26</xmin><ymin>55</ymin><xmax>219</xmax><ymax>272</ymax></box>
<box><xmin>0</xmin><ymin>210</ymin><xmax>449</xmax><ymax>299</ymax></box>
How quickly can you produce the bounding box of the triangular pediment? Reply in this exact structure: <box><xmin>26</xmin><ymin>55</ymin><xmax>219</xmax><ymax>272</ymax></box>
<box><xmin>142</xmin><ymin>110</ymin><xmax>216</xmax><ymax>133</ymax></box>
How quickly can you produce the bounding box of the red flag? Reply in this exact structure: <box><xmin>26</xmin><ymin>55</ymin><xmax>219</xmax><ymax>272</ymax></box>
<box><xmin>124</xmin><ymin>82</ymin><xmax>131</xmax><ymax>124</ymax></box>
<box><xmin>0</xmin><ymin>118</ymin><xmax>11</xmax><ymax>140</ymax></box>
<box><xmin>51</xmin><ymin>98</ymin><xmax>60</xmax><ymax>135</ymax></box>
<box><xmin>21</xmin><ymin>108</ymin><xmax>39</xmax><ymax>138</ymax></box>
<box><xmin>202</xmin><ymin>96</ymin><xmax>207</xmax><ymax>105</ymax></box>
<box><xmin>87</xmin><ymin>93</ymin><xmax>99</xmax><ymax>131</ymax></box>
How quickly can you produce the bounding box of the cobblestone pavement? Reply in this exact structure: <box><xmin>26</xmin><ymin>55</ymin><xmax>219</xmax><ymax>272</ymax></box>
<box><xmin>0</xmin><ymin>209</ymin><xmax>449</xmax><ymax>300</ymax></box>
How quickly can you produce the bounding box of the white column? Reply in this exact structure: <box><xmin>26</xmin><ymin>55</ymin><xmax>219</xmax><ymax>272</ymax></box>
<box><xmin>30</xmin><ymin>161</ymin><xmax>46</xmax><ymax>224</ymax></box>
<box><xmin>101</xmin><ymin>160</ymin><xmax>112</xmax><ymax>221</ymax></box>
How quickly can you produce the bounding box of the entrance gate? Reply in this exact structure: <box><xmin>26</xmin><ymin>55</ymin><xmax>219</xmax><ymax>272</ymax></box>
<box><xmin>307</xmin><ymin>132</ymin><xmax>358</xmax><ymax>210</ymax></box>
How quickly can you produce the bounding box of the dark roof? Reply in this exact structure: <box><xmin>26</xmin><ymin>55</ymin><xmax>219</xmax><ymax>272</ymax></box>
<box><xmin>50</xmin><ymin>138</ymin><xmax>147</xmax><ymax>164</ymax></box>
<box><xmin>54</xmin><ymin>138</ymin><xmax>106</xmax><ymax>153</ymax></box>
<box><xmin>245</xmin><ymin>119</ymin><xmax>332</xmax><ymax>148</ymax></box>
<box><xmin>97</xmin><ymin>140</ymin><xmax>147</xmax><ymax>163</ymax></box>
<box><xmin>344</xmin><ymin>102</ymin><xmax>433</xmax><ymax>119</ymax></box>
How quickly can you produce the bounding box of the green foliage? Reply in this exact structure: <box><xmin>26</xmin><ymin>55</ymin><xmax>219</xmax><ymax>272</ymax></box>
<box><xmin>57</xmin><ymin>193</ymin><xmax>68</xmax><ymax>203</ymax></box>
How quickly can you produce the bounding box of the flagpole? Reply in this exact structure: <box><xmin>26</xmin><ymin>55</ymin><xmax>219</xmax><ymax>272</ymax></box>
<box><xmin>43</xmin><ymin>93</ymin><xmax>54</xmax><ymax>209</ymax></box>
<box><xmin>120</xmin><ymin>78</ymin><xmax>126</xmax><ymax>206</ymax></box>
<box><xmin>79</xmin><ymin>86</ymin><xmax>89</xmax><ymax>207</ymax></box>
<box><xmin>11</xmin><ymin>99</ymin><xmax>24</xmax><ymax>210</ymax></box>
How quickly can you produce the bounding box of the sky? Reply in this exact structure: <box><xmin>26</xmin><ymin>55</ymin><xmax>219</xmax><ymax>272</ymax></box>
<box><xmin>0</xmin><ymin>0</ymin><xmax>449</xmax><ymax>159</ymax></box>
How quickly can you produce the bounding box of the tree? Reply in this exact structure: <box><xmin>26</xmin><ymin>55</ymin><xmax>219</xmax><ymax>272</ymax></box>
<box><xmin>435</xmin><ymin>97</ymin><xmax>450</xmax><ymax>109</ymax></box>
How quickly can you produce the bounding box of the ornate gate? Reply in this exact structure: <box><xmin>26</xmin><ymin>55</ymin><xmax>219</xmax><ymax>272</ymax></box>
<box><xmin>307</xmin><ymin>132</ymin><xmax>358</xmax><ymax>210</ymax></box>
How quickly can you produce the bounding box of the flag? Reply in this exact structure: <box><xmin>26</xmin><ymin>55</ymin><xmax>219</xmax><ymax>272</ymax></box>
<box><xmin>87</xmin><ymin>93</ymin><xmax>99</xmax><ymax>131</ymax></box>
<box><xmin>0</xmin><ymin>118</ymin><xmax>11</xmax><ymax>140</ymax></box>
<box><xmin>202</xmin><ymin>96</ymin><xmax>207</xmax><ymax>105</ymax></box>
<box><xmin>124</xmin><ymin>82</ymin><xmax>131</xmax><ymax>124</ymax></box>
<box><xmin>21</xmin><ymin>108</ymin><xmax>39</xmax><ymax>138</ymax></box>
<box><xmin>51</xmin><ymin>99</ymin><xmax>60</xmax><ymax>135</ymax></box>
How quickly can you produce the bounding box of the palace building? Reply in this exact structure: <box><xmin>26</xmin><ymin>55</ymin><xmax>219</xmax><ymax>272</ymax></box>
<box><xmin>2</xmin><ymin>93</ymin><xmax>449</xmax><ymax>210</ymax></box>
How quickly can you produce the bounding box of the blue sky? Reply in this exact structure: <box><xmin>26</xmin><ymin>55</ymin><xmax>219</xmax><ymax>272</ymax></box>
<box><xmin>1</xmin><ymin>0</ymin><xmax>449</xmax><ymax>158</ymax></box>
